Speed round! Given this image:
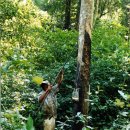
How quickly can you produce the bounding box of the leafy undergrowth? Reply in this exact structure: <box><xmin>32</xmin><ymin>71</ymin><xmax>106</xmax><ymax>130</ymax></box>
<box><xmin>1</xmin><ymin>1</ymin><xmax>130</xmax><ymax>130</ymax></box>
<box><xmin>89</xmin><ymin>21</ymin><xmax>130</xmax><ymax>129</ymax></box>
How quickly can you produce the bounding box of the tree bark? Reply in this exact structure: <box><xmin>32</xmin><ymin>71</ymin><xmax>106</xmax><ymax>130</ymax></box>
<box><xmin>73</xmin><ymin>0</ymin><xmax>94</xmax><ymax>129</ymax></box>
<box><xmin>64</xmin><ymin>0</ymin><xmax>71</xmax><ymax>29</ymax></box>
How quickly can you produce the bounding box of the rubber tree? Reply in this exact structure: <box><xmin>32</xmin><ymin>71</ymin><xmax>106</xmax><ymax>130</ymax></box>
<box><xmin>73</xmin><ymin>0</ymin><xmax>94</xmax><ymax>129</ymax></box>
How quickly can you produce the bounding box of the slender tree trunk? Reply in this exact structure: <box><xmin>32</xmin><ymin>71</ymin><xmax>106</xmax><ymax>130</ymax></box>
<box><xmin>75</xmin><ymin>0</ymin><xmax>81</xmax><ymax>30</ymax></box>
<box><xmin>73</xmin><ymin>0</ymin><xmax>94</xmax><ymax>129</ymax></box>
<box><xmin>126</xmin><ymin>4</ymin><xmax>130</xmax><ymax>43</ymax></box>
<box><xmin>93</xmin><ymin>0</ymin><xmax>99</xmax><ymax>26</ymax></box>
<box><xmin>64</xmin><ymin>0</ymin><xmax>71</xmax><ymax>29</ymax></box>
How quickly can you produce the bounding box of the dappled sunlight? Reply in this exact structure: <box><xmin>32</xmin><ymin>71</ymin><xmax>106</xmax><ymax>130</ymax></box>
<box><xmin>1</xmin><ymin>0</ymin><xmax>130</xmax><ymax>130</ymax></box>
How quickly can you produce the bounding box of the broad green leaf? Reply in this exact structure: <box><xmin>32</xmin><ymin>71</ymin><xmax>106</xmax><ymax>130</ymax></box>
<box><xmin>26</xmin><ymin>116</ymin><xmax>35</xmax><ymax>130</ymax></box>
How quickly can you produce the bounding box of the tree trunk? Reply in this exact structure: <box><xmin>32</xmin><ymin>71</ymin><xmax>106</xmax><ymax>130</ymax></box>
<box><xmin>64</xmin><ymin>0</ymin><xmax>71</xmax><ymax>29</ymax></box>
<box><xmin>93</xmin><ymin>0</ymin><xmax>99</xmax><ymax>26</ymax></box>
<box><xmin>126</xmin><ymin>4</ymin><xmax>130</xmax><ymax>43</ymax></box>
<box><xmin>75</xmin><ymin>0</ymin><xmax>81</xmax><ymax>30</ymax></box>
<box><xmin>73</xmin><ymin>0</ymin><xmax>94</xmax><ymax>129</ymax></box>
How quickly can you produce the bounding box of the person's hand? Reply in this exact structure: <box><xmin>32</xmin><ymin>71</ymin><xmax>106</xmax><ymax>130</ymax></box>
<box><xmin>47</xmin><ymin>85</ymin><xmax>52</xmax><ymax>91</ymax></box>
<box><xmin>58</xmin><ymin>73</ymin><xmax>64</xmax><ymax>84</ymax></box>
<box><xmin>60</xmin><ymin>73</ymin><xmax>64</xmax><ymax>82</ymax></box>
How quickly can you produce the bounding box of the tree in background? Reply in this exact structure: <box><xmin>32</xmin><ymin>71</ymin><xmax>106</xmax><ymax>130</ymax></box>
<box><xmin>34</xmin><ymin>0</ymin><xmax>82</xmax><ymax>29</ymax></box>
<box><xmin>64</xmin><ymin>0</ymin><xmax>71</xmax><ymax>29</ymax></box>
<box><xmin>120</xmin><ymin>0</ymin><xmax>130</xmax><ymax>26</ymax></box>
<box><xmin>127</xmin><ymin>4</ymin><xmax>130</xmax><ymax>34</ymax></box>
<box><xmin>93</xmin><ymin>0</ymin><xmax>130</xmax><ymax>27</ymax></box>
<box><xmin>75</xmin><ymin>0</ymin><xmax>81</xmax><ymax>29</ymax></box>
<box><xmin>34</xmin><ymin>0</ymin><xmax>130</xmax><ymax>29</ymax></box>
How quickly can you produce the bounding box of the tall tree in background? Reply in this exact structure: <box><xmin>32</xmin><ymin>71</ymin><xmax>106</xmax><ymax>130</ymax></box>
<box><xmin>74</xmin><ymin>0</ymin><xmax>94</xmax><ymax>130</ymax></box>
<box><xmin>93</xmin><ymin>0</ymin><xmax>99</xmax><ymax>26</ymax></box>
<box><xmin>126</xmin><ymin>4</ymin><xmax>130</xmax><ymax>40</ymax></box>
<box><xmin>75</xmin><ymin>0</ymin><xmax>81</xmax><ymax>29</ymax></box>
<box><xmin>64</xmin><ymin>0</ymin><xmax>71</xmax><ymax>29</ymax></box>
<box><xmin>123</xmin><ymin>1</ymin><xmax>130</xmax><ymax>27</ymax></box>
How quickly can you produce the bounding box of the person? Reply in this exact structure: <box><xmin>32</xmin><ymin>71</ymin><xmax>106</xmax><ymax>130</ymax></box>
<box><xmin>38</xmin><ymin>71</ymin><xmax>63</xmax><ymax>130</ymax></box>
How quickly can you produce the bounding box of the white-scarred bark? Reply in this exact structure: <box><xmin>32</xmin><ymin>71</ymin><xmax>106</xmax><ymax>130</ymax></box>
<box><xmin>77</xmin><ymin>0</ymin><xmax>94</xmax><ymax>117</ymax></box>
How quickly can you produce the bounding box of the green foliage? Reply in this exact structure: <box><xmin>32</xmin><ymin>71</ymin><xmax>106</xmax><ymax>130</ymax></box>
<box><xmin>89</xmin><ymin>21</ymin><xmax>130</xmax><ymax>129</ymax></box>
<box><xmin>1</xmin><ymin>110</ymin><xmax>27</xmax><ymax>130</ymax></box>
<box><xmin>1</xmin><ymin>1</ymin><xmax>77</xmax><ymax>130</ymax></box>
<box><xmin>26</xmin><ymin>116</ymin><xmax>35</xmax><ymax>130</ymax></box>
<box><xmin>1</xmin><ymin>0</ymin><xmax>130</xmax><ymax>130</ymax></box>
<box><xmin>1</xmin><ymin>111</ymin><xmax>35</xmax><ymax>130</ymax></box>
<box><xmin>34</xmin><ymin>0</ymin><xmax>79</xmax><ymax>29</ymax></box>
<box><xmin>98</xmin><ymin>0</ymin><xmax>122</xmax><ymax>18</ymax></box>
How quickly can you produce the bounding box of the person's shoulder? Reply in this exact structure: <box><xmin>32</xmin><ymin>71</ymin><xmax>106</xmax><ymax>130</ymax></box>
<box><xmin>38</xmin><ymin>90</ymin><xmax>45</xmax><ymax>95</ymax></box>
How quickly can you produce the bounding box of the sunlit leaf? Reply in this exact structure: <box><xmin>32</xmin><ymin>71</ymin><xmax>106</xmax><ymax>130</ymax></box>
<box><xmin>126</xmin><ymin>104</ymin><xmax>130</xmax><ymax>108</ymax></box>
<box><xmin>118</xmin><ymin>90</ymin><xmax>127</xmax><ymax>100</ymax></box>
<box><xmin>114</xmin><ymin>99</ymin><xmax>125</xmax><ymax>108</ymax></box>
<box><xmin>120</xmin><ymin>112</ymin><xmax>128</xmax><ymax>117</ymax></box>
<box><xmin>127</xmin><ymin>95</ymin><xmax>130</xmax><ymax>100</ymax></box>
<box><xmin>32</xmin><ymin>76</ymin><xmax>43</xmax><ymax>85</ymax></box>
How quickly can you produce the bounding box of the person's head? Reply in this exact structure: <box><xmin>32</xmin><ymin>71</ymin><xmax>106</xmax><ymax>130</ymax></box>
<box><xmin>40</xmin><ymin>80</ymin><xmax>50</xmax><ymax>91</ymax></box>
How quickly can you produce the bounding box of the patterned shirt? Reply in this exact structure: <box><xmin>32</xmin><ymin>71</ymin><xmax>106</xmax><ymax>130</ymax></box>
<box><xmin>38</xmin><ymin>84</ymin><xmax>59</xmax><ymax>118</ymax></box>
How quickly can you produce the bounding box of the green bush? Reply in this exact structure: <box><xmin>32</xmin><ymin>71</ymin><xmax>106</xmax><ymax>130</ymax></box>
<box><xmin>89</xmin><ymin>21</ymin><xmax>130</xmax><ymax>129</ymax></box>
<box><xmin>1</xmin><ymin>1</ymin><xmax>130</xmax><ymax>129</ymax></box>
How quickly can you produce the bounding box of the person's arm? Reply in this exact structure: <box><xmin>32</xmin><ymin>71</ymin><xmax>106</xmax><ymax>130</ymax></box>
<box><xmin>38</xmin><ymin>86</ymin><xmax>52</xmax><ymax>103</ymax></box>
